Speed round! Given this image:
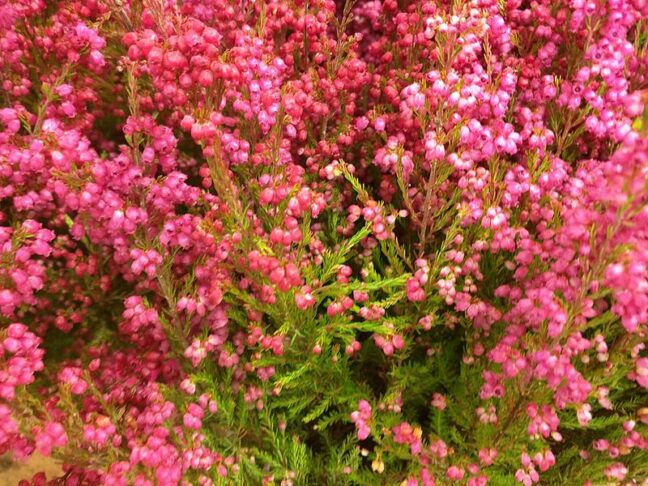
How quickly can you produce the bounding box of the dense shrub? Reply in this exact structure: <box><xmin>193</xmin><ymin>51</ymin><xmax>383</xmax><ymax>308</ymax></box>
<box><xmin>1</xmin><ymin>0</ymin><xmax>647</xmax><ymax>484</ymax></box>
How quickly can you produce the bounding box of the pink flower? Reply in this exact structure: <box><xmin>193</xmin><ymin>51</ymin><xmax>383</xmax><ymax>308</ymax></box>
<box><xmin>35</xmin><ymin>422</ymin><xmax>67</xmax><ymax>456</ymax></box>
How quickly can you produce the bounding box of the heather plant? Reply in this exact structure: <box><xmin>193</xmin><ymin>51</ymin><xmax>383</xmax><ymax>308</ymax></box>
<box><xmin>0</xmin><ymin>0</ymin><xmax>647</xmax><ymax>484</ymax></box>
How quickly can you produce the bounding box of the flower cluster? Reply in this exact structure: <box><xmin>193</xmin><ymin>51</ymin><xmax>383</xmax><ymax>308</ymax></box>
<box><xmin>0</xmin><ymin>0</ymin><xmax>647</xmax><ymax>484</ymax></box>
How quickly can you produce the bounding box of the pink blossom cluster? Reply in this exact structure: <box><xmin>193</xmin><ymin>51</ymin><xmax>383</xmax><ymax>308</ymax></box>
<box><xmin>0</xmin><ymin>0</ymin><xmax>647</xmax><ymax>483</ymax></box>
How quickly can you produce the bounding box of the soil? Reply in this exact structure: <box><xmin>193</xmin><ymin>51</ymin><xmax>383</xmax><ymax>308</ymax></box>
<box><xmin>0</xmin><ymin>453</ymin><xmax>62</xmax><ymax>484</ymax></box>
